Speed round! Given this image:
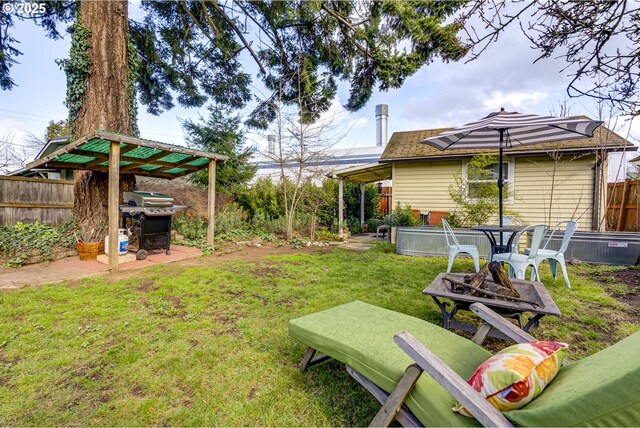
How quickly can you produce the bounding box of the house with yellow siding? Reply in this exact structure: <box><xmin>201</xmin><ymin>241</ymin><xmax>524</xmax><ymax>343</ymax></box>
<box><xmin>380</xmin><ymin>122</ymin><xmax>635</xmax><ymax>232</ymax></box>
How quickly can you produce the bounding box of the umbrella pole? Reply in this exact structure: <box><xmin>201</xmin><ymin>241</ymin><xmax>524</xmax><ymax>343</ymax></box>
<box><xmin>498</xmin><ymin>130</ymin><xmax>504</xmax><ymax>247</ymax></box>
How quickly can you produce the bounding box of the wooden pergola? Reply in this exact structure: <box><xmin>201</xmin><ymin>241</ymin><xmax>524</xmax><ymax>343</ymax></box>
<box><xmin>328</xmin><ymin>162</ymin><xmax>392</xmax><ymax>238</ymax></box>
<box><xmin>23</xmin><ymin>130</ymin><xmax>227</xmax><ymax>271</ymax></box>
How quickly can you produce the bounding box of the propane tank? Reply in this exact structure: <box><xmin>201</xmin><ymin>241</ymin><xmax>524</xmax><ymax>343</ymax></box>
<box><xmin>105</xmin><ymin>229</ymin><xmax>129</xmax><ymax>256</ymax></box>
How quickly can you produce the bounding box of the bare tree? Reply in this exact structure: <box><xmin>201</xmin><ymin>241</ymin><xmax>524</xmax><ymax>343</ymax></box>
<box><xmin>0</xmin><ymin>134</ymin><xmax>31</xmax><ymax>173</ymax></box>
<box><xmin>457</xmin><ymin>1</ymin><xmax>640</xmax><ymax>115</ymax></box>
<box><xmin>265</xmin><ymin>102</ymin><xmax>350</xmax><ymax>240</ymax></box>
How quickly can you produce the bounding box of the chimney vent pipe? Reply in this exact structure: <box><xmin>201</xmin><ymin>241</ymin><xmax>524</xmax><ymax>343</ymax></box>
<box><xmin>375</xmin><ymin>104</ymin><xmax>388</xmax><ymax>147</ymax></box>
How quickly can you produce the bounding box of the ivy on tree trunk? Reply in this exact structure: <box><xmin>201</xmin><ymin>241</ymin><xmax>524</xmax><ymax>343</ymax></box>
<box><xmin>68</xmin><ymin>1</ymin><xmax>135</xmax><ymax>233</ymax></box>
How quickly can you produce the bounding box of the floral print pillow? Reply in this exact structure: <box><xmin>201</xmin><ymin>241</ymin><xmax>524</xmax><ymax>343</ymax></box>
<box><xmin>454</xmin><ymin>341</ymin><xmax>568</xmax><ymax>418</ymax></box>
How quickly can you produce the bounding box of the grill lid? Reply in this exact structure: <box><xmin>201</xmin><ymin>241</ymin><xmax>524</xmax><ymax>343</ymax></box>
<box><xmin>124</xmin><ymin>191</ymin><xmax>174</xmax><ymax>207</ymax></box>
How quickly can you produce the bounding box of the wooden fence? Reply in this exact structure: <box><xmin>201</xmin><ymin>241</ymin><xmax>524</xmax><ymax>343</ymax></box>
<box><xmin>0</xmin><ymin>176</ymin><xmax>74</xmax><ymax>226</ymax></box>
<box><xmin>607</xmin><ymin>179</ymin><xmax>640</xmax><ymax>232</ymax></box>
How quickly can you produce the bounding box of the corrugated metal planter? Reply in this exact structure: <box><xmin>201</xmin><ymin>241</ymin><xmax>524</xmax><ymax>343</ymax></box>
<box><xmin>396</xmin><ymin>227</ymin><xmax>492</xmax><ymax>259</ymax></box>
<box><xmin>534</xmin><ymin>231</ymin><xmax>640</xmax><ymax>266</ymax></box>
<box><xmin>396</xmin><ymin>227</ymin><xmax>640</xmax><ymax>266</ymax></box>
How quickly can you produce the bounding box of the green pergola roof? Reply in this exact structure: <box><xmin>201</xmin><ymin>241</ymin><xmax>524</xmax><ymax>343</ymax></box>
<box><xmin>24</xmin><ymin>130</ymin><xmax>227</xmax><ymax>179</ymax></box>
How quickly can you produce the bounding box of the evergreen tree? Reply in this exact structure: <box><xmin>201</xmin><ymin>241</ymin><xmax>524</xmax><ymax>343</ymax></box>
<box><xmin>182</xmin><ymin>105</ymin><xmax>256</xmax><ymax>193</ymax></box>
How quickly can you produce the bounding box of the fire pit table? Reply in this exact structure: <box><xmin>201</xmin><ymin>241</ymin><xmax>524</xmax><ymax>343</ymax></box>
<box><xmin>423</xmin><ymin>272</ymin><xmax>561</xmax><ymax>340</ymax></box>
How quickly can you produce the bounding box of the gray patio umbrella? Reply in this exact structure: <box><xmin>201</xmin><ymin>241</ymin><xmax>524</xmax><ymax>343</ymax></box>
<box><xmin>420</xmin><ymin>108</ymin><xmax>602</xmax><ymax>228</ymax></box>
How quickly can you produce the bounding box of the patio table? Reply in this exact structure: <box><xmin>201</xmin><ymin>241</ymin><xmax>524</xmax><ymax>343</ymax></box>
<box><xmin>471</xmin><ymin>224</ymin><xmax>527</xmax><ymax>257</ymax></box>
<box><xmin>423</xmin><ymin>272</ymin><xmax>561</xmax><ymax>340</ymax></box>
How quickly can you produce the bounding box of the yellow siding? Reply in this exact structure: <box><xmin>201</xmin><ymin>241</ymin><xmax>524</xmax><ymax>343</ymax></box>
<box><xmin>513</xmin><ymin>155</ymin><xmax>595</xmax><ymax>231</ymax></box>
<box><xmin>393</xmin><ymin>155</ymin><xmax>598</xmax><ymax>230</ymax></box>
<box><xmin>393</xmin><ymin>160</ymin><xmax>461</xmax><ymax>213</ymax></box>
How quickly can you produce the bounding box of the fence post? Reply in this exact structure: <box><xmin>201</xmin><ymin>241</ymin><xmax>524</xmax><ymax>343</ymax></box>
<box><xmin>616</xmin><ymin>179</ymin><xmax>630</xmax><ymax>231</ymax></box>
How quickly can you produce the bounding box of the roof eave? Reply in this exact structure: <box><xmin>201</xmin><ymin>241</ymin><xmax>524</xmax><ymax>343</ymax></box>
<box><xmin>379</xmin><ymin>145</ymin><xmax>637</xmax><ymax>163</ymax></box>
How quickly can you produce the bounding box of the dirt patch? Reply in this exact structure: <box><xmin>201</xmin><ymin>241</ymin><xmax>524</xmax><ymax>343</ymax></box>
<box><xmin>609</xmin><ymin>268</ymin><xmax>640</xmax><ymax>288</ymax></box>
<box><xmin>96</xmin><ymin>243</ymin><xmax>332</xmax><ymax>286</ymax></box>
<box><xmin>131</xmin><ymin>385</ymin><xmax>146</xmax><ymax>397</ymax></box>
<box><xmin>247</xmin><ymin>386</ymin><xmax>257</xmax><ymax>400</ymax></box>
<box><xmin>251</xmin><ymin>293</ymin><xmax>269</xmax><ymax>306</ymax></box>
<box><xmin>217</xmin><ymin>288</ymin><xmax>244</xmax><ymax>298</ymax></box>
<box><xmin>1</xmin><ymin>242</ymin><xmax>341</xmax><ymax>291</ymax></box>
<box><xmin>274</xmin><ymin>297</ymin><xmax>293</xmax><ymax>307</ymax></box>
<box><xmin>140</xmin><ymin>295</ymin><xmax>185</xmax><ymax>318</ymax></box>
<box><xmin>212</xmin><ymin>313</ymin><xmax>239</xmax><ymax>325</ymax></box>
<box><xmin>585</xmin><ymin>268</ymin><xmax>640</xmax><ymax>311</ymax></box>
<box><xmin>137</xmin><ymin>280</ymin><xmax>157</xmax><ymax>293</ymax></box>
<box><xmin>163</xmin><ymin>295</ymin><xmax>182</xmax><ymax>306</ymax></box>
<box><xmin>250</xmin><ymin>266</ymin><xmax>283</xmax><ymax>278</ymax></box>
<box><xmin>211</xmin><ymin>327</ymin><xmax>241</xmax><ymax>337</ymax></box>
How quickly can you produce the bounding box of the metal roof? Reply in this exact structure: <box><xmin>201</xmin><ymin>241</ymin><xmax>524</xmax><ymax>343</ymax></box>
<box><xmin>23</xmin><ymin>130</ymin><xmax>227</xmax><ymax>179</ymax></box>
<box><xmin>36</xmin><ymin>135</ymin><xmax>72</xmax><ymax>159</ymax></box>
<box><xmin>328</xmin><ymin>162</ymin><xmax>392</xmax><ymax>184</ymax></box>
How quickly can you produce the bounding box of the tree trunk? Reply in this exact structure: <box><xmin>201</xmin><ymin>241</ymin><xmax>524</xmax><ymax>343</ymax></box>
<box><xmin>73</xmin><ymin>0</ymin><xmax>135</xmax><ymax>233</ymax></box>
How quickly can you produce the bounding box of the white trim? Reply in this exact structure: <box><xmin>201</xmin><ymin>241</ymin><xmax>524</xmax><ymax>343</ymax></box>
<box><xmin>462</xmin><ymin>157</ymin><xmax>515</xmax><ymax>205</ymax></box>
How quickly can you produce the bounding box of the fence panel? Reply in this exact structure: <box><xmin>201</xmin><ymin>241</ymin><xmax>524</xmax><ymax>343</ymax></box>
<box><xmin>607</xmin><ymin>179</ymin><xmax>640</xmax><ymax>232</ymax></box>
<box><xmin>0</xmin><ymin>176</ymin><xmax>74</xmax><ymax>226</ymax></box>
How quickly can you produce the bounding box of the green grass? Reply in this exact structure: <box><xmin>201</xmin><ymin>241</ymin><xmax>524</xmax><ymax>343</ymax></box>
<box><xmin>0</xmin><ymin>246</ymin><xmax>637</xmax><ymax>425</ymax></box>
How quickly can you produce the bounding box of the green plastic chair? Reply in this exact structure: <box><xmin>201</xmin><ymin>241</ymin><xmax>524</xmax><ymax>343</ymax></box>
<box><xmin>289</xmin><ymin>301</ymin><xmax>640</xmax><ymax>427</ymax></box>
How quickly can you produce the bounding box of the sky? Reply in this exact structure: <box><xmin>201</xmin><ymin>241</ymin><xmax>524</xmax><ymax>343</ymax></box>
<box><xmin>1</xmin><ymin>2</ymin><xmax>639</xmax><ymax>163</ymax></box>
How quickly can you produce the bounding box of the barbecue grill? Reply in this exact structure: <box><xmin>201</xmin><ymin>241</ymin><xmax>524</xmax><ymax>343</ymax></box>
<box><xmin>121</xmin><ymin>191</ymin><xmax>186</xmax><ymax>259</ymax></box>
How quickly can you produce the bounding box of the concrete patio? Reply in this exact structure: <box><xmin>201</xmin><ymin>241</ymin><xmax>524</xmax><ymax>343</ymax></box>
<box><xmin>0</xmin><ymin>245</ymin><xmax>202</xmax><ymax>290</ymax></box>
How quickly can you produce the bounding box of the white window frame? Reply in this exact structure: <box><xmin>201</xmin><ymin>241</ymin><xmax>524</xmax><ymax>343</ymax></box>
<box><xmin>462</xmin><ymin>158</ymin><xmax>515</xmax><ymax>204</ymax></box>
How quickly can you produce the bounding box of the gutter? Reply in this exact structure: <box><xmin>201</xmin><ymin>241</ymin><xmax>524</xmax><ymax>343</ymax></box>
<box><xmin>592</xmin><ymin>156</ymin><xmax>605</xmax><ymax>232</ymax></box>
<box><xmin>379</xmin><ymin>145</ymin><xmax>638</xmax><ymax>164</ymax></box>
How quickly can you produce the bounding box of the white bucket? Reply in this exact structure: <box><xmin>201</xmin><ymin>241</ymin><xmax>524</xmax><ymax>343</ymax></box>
<box><xmin>105</xmin><ymin>229</ymin><xmax>129</xmax><ymax>255</ymax></box>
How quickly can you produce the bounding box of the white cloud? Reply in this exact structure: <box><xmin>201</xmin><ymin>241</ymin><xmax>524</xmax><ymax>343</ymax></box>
<box><xmin>483</xmin><ymin>91</ymin><xmax>549</xmax><ymax>110</ymax></box>
<box><xmin>0</xmin><ymin>118</ymin><xmax>30</xmax><ymax>143</ymax></box>
<box><xmin>349</xmin><ymin>117</ymin><xmax>368</xmax><ymax>129</ymax></box>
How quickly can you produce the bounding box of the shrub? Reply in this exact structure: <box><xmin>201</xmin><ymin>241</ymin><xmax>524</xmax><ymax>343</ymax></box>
<box><xmin>384</xmin><ymin>203</ymin><xmax>420</xmax><ymax>227</ymax></box>
<box><xmin>448</xmin><ymin>153</ymin><xmax>520</xmax><ymax>227</ymax></box>
<box><xmin>318</xmin><ymin>181</ymin><xmax>381</xmax><ymax>228</ymax></box>
<box><xmin>215</xmin><ymin>204</ymin><xmax>249</xmax><ymax>233</ymax></box>
<box><xmin>367</xmin><ymin>218</ymin><xmax>386</xmax><ymax>231</ymax></box>
<box><xmin>315</xmin><ymin>230</ymin><xmax>340</xmax><ymax>241</ymax></box>
<box><xmin>346</xmin><ymin>217</ymin><xmax>361</xmax><ymax>234</ymax></box>
<box><xmin>235</xmin><ymin>177</ymin><xmax>283</xmax><ymax>220</ymax></box>
<box><xmin>173</xmin><ymin>216</ymin><xmax>208</xmax><ymax>241</ymax></box>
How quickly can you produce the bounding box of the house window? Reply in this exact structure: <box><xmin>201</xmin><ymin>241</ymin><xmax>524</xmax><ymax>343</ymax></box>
<box><xmin>464</xmin><ymin>159</ymin><xmax>514</xmax><ymax>202</ymax></box>
<box><xmin>47</xmin><ymin>172</ymin><xmax>61</xmax><ymax>180</ymax></box>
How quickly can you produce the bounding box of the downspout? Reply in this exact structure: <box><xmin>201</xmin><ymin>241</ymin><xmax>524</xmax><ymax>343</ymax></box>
<box><xmin>592</xmin><ymin>156</ymin><xmax>602</xmax><ymax>232</ymax></box>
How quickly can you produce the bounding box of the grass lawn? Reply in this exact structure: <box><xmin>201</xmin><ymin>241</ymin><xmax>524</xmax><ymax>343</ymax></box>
<box><xmin>0</xmin><ymin>245</ymin><xmax>638</xmax><ymax>425</ymax></box>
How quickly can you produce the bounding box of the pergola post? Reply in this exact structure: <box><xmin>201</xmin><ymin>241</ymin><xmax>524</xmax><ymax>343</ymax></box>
<box><xmin>108</xmin><ymin>141</ymin><xmax>120</xmax><ymax>272</ymax></box>
<box><xmin>207</xmin><ymin>159</ymin><xmax>216</xmax><ymax>245</ymax></box>
<box><xmin>360</xmin><ymin>184</ymin><xmax>365</xmax><ymax>230</ymax></box>
<box><xmin>338</xmin><ymin>178</ymin><xmax>344</xmax><ymax>239</ymax></box>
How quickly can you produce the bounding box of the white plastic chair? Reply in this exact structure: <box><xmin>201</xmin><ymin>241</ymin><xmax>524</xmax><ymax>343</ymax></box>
<box><xmin>441</xmin><ymin>218</ymin><xmax>480</xmax><ymax>273</ymax></box>
<box><xmin>531</xmin><ymin>220</ymin><xmax>577</xmax><ymax>288</ymax></box>
<box><xmin>492</xmin><ymin>224</ymin><xmax>546</xmax><ymax>280</ymax></box>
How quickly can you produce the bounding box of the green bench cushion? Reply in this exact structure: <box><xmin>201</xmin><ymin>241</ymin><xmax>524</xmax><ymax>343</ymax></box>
<box><xmin>289</xmin><ymin>300</ymin><xmax>491</xmax><ymax>427</ymax></box>
<box><xmin>290</xmin><ymin>301</ymin><xmax>640</xmax><ymax>427</ymax></box>
<box><xmin>506</xmin><ymin>329</ymin><xmax>640</xmax><ymax>427</ymax></box>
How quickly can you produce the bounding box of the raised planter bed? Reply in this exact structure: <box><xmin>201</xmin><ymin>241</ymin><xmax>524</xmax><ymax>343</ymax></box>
<box><xmin>396</xmin><ymin>226</ymin><xmax>640</xmax><ymax>266</ymax></box>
